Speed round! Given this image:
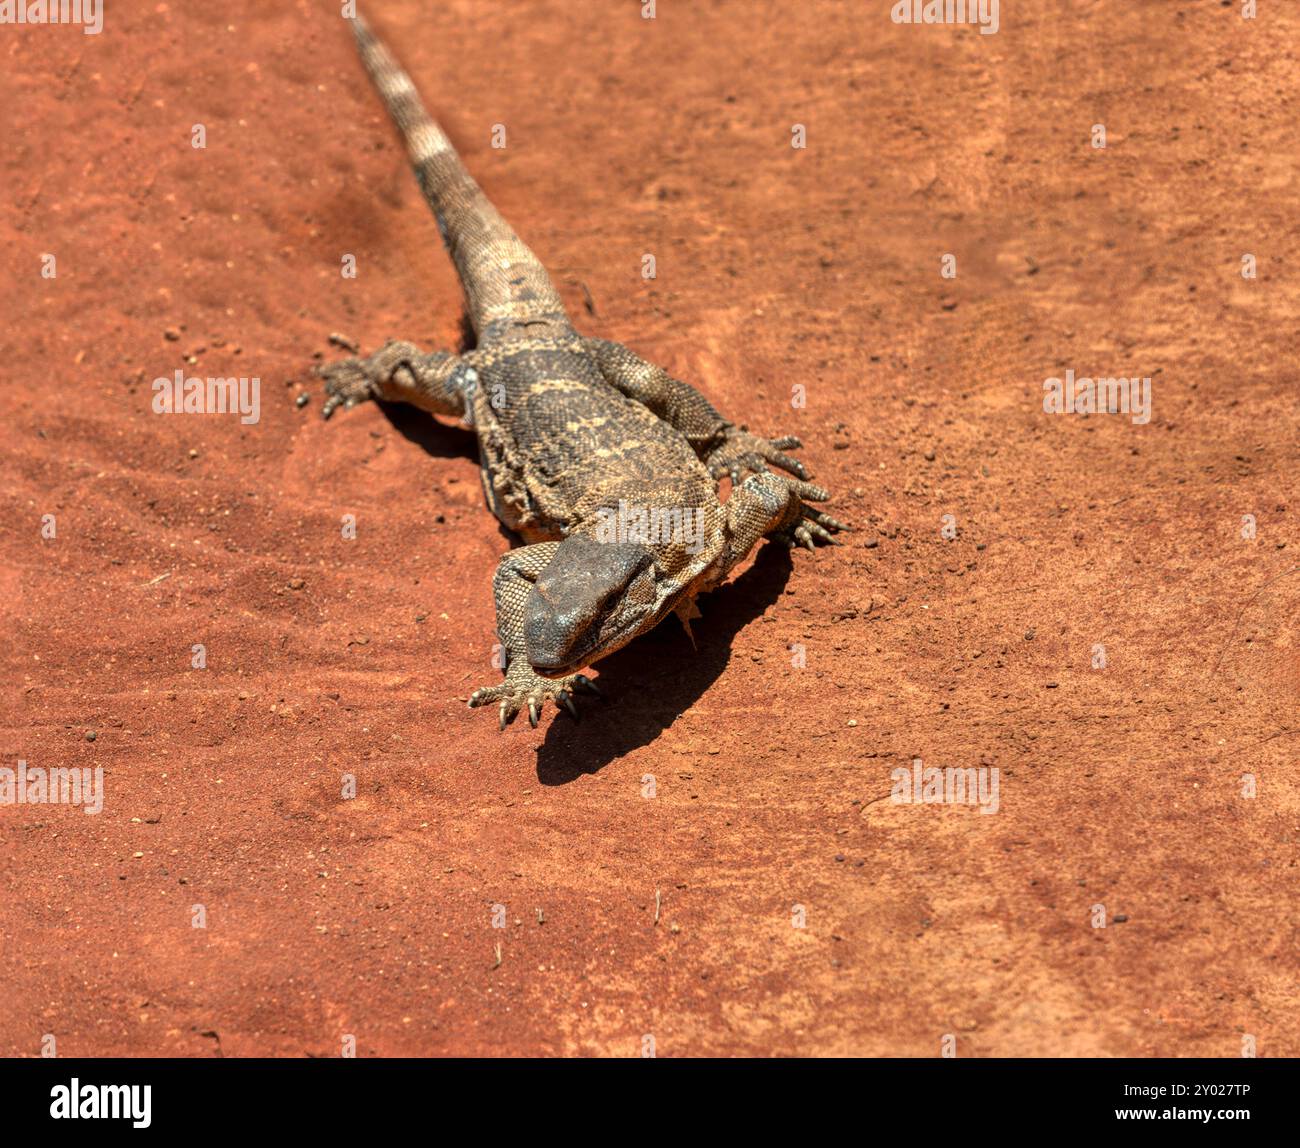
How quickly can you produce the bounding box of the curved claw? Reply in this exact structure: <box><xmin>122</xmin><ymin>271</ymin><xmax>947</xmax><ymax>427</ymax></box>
<box><xmin>800</xmin><ymin>519</ymin><xmax>840</xmax><ymax>546</ymax></box>
<box><xmin>775</xmin><ymin>500</ymin><xmax>847</xmax><ymax>552</ymax></box>
<box><xmin>805</xmin><ymin>507</ymin><xmax>850</xmax><ymax>532</ymax></box>
<box><xmin>468</xmin><ymin>670</ymin><xmax>602</xmax><ymax>730</ymax></box>
<box><xmin>573</xmin><ymin>674</ymin><xmax>602</xmax><ymax>696</ymax></box>
<box><xmin>792</xmin><ymin>525</ymin><xmax>817</xmax><ymax>551</ymax></box>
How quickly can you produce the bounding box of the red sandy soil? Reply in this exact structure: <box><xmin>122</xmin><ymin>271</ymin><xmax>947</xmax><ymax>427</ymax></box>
<box><xmin>1</xmin><ymin>0</ymin><xmax>1296</xmax><ymax>1057</ymax></box>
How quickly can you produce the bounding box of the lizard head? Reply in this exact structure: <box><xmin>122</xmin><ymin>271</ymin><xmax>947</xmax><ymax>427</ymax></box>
<box><xmin>524</xmin><ymin>535</ymin><xmax>659</xmax><ymax>677</ymax></box>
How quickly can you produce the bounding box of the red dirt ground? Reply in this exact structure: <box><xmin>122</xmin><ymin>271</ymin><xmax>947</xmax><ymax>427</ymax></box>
<box><xmin>1</xmin><ymin>0</ymin><xmax>1296</xmax><ymax>1057</ymax></box>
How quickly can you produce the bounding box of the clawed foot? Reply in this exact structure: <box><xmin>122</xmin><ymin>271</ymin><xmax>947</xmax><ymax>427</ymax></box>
<box><xmin>708</xmin><ymin>427</ymin><xmax>809</xmax><ymax>485</ymax></box>
<box><xmin>709</xmin><ymin>427</ymin><xmax>849</xmax><ymax>549</ymax></box>
<box><xmin>317</xmin><ymin>355</ymin><xmax>380</xmax><ymax>419</ymax></box>
<box><xmin>774</xmin><ymin>504</ymin><xmax>850</xmax><ymax>551</ymax></box>
<box><xmin>468</xmin><ymin>667</ymin><xmax>602</xmax><ymax>730</ymax></box>
<box><xmin>315</xmin><ymin>339</ymin><xmax>427</xmax><ymax>419</ymax></box>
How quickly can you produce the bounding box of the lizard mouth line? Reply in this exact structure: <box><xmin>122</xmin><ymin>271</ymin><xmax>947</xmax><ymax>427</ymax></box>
<box><xmin>529</xmin><ymin>601</ymin><xmax>653</xmax><ymax>679</ymax></box>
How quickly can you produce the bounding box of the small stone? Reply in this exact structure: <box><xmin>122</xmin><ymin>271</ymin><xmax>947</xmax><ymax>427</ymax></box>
<box><xmin>288</xmin><ymin>577</ymin><xmax>305</xmax><ymax>590</ymax></box>
<box><xmin>164</xmin><ymin>327</ymin><xmax>181</xmax><ymax>341</ymax></box>
<box><xmin>85</xmin><ymin>731</ymin><xmax>96</xmax><ymax>742</ymax></box>
<box><xmin>295</xmin><ymin>393</ymin><xmax>310</xmax><ymax>408</ymax></box>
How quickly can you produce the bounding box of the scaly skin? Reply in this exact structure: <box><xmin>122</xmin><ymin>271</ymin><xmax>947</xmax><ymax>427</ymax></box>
<box><xmin>317</xmin><ymin>11</ymin><xmax>846</xmax><ymax>729</ymax></box>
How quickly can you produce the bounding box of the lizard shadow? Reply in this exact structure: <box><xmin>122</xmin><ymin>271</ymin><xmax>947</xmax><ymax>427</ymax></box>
<box><xmin>374</xmin><ymin>400</ymin><xmax>478</xmax><ymax>460</ymax></box>
<box><xmin>534</xmin><ymin>543</ymin><xmax>796</xmax><ymax>784</ymax></box>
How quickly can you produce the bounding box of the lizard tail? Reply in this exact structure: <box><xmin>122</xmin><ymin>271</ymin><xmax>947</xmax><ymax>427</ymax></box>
<box><xmin>348</xmin><ymin>12</ymin><xmax>567</xmax><ymax>340</ymax></box>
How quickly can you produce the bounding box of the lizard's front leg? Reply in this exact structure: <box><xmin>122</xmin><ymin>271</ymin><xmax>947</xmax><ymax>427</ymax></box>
<box><xmin>723</xmin><ymin>470</ymin><xmax>846</xmax><ymax>565</ymax></box>
<box><xmin>467</xmin><ymin>543</ymin><xmax>601</xmax><ymax>729</ymax></box>
<box><xmin>317</xmin><ymin>339</ymin><xmax>476</xmax><ymax>420</ymax></box>
<box><xmin>585</xmin><ymin>337</ymin><xmax>846</xmax><ymax>540</ymax></box>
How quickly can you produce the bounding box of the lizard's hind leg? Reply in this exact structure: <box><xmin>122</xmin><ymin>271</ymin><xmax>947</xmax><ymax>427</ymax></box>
<box><xmin>317</xmin><ymin>339</ymin><xmax>476</xmax><ymax>420</ymax></box>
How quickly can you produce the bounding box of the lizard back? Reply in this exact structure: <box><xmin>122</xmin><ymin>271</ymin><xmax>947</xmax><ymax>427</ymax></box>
<box><xmin>470</xmin><ymin>335</ymin><xmax>716</xmax><ymax>542</ymax></box>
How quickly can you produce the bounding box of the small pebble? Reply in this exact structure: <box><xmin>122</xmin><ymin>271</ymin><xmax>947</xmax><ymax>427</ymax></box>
<box><xmin>85</xmin><ymin>731</ymin><xmax>96</xmax><ymax>742</ymax></box>
<box><xmin>295</xmin><ymin>393</ymin><xmax>310</xmax><ymax>408</ymax></box>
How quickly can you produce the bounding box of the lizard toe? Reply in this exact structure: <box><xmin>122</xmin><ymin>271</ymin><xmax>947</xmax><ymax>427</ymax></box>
<box><xmin>317</xmin><ymin>357</ymin><xmax>377</xmax><ymax>419</ymax></box>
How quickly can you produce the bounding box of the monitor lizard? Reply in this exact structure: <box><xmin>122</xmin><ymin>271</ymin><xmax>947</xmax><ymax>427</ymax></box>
<box><xmin>316</xmin><ymin>11</ymin><xmax>847</xmax><ymax>729</ymax></box>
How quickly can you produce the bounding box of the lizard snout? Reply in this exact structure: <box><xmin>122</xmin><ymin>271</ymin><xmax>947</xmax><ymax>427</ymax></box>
<box><xmin>525</xmin><ymin>536</ymin><xmax>655</xmax><ymax>675</ymax></box>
